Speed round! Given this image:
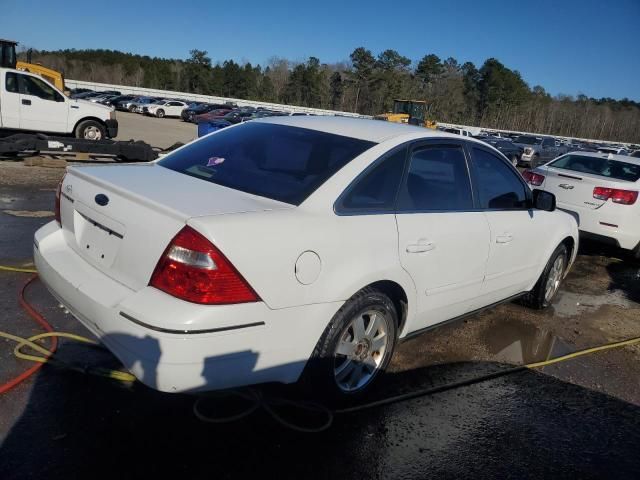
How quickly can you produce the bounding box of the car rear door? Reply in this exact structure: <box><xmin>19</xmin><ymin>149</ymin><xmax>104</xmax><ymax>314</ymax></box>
<box><xmin>470</xmin><ymin>145</ymin><xmax>546</xmax><ymax>303</ymax></box>
<box><xmin>395</xmin><ymin>140</ymin><xmax>491</xmax><ymax>330</ymax></box>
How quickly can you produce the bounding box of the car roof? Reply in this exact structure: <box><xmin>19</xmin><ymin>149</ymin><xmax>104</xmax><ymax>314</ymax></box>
<box><xmin>253</xmin><ymin>115</ymin><xmax>478</xmax><ymax>143</ymax></box>
<box><xmin>563</xmin><ymin>150</ymin><xmax>640</xmax><ymax>166</ymax></box>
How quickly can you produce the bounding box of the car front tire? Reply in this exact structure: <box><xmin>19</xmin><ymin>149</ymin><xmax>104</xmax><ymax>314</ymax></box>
<box><xmin>75</xmin><ymin>120</ymin><xmax>106</xmax><ymax>141</ymax></box>
<box><xmin>303</xmin><ymin>287</ymin><xmax>397</xmax><ymax>399</ymax></box>
<box><xmin>156</xmin><ymin>109</ymin><xmax>165</xmax><ymax>118</ymax></box>
<box><xmin>523</xmin><ymin>243</ymin><xmax>568</xmax><ymax>309</ymax></box>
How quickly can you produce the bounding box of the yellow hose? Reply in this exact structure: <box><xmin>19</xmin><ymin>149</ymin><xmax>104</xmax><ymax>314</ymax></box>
<box><xmin>0</xmin><ymin>330</ymin><xmax>136</xmax><ymax>383</ymax></box>
<box><xmin>525</xmin><ymin>335</ymin><xmax>640</xmax><ymax>369</ymax></box>
<box><xmin>0</xmin><ymin>265</ymin><xmax>38</xmax><ymax>273</ymax></box>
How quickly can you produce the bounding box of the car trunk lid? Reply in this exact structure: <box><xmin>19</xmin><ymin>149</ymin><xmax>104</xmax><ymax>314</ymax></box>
<box><xmin>59</xmin><ymin>164</ymin><xmax>292</xmax><ymax>291</ymax></box>
<box><xmin>537</xmin><ymin>165</ymin><xmax>622</xmax><ymax>210</ymax></box>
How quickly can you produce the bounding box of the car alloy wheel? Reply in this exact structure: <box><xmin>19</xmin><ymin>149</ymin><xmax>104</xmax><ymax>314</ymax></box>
<box><xmin>544</xmin><ymin>254</ymin><xmax>564</xmax><ymax>303</ymax></box>
<box><xmin>333</xmin><ymin>309</ymin><xmax>391</xmax><ymax>393</ymax></box>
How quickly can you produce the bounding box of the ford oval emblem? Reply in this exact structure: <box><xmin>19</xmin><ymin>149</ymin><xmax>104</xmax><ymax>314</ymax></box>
<box><xmin>95</xmin><ymin>194</ymin><xmax>109</xmax><ymax>206</ymax></box>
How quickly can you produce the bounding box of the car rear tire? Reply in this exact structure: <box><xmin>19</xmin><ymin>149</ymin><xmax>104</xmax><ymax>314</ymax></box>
<box><xmin>156</xmin><ymin>109</ymin><xmax>165</xmax><ymax>118</ymax></box>
<box><xmin>75</xmin><ymin>120</ymin><xmax>106</xmax><ymax>141</ymax></box>
<box><xmin>523</xmin><ymin>243</ymin><xmax>568</xmax><ymax>309</ymax></box>
<box><xmin>303</xmin><ymin>287</ymin><xmax>397</xmax><ymax>399</ymax></box>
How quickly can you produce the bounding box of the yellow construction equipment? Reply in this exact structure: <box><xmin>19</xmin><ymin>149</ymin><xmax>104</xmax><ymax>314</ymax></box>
<box><xmin>376</xmin><ymin>100</ymin><xmax>437</xmax><ymax>129</ymax></box>
<box><xmin>0</xmin><ymin>39</ymin><xmax>67</xmax><ymax>92</ymax></box>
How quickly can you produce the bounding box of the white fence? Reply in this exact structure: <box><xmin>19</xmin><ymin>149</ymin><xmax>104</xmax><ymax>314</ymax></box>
<box><xmin>66</xmin><ymin>79</ymin><xmax>632</xmax><ymax>146</ymax></box>
<box><xmin>65</xmin><ymin>79</ymin><xmax>367</xmax><ymax>118</ymax></box>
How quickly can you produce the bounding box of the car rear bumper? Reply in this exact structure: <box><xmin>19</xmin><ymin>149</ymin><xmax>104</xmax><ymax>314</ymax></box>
<box><xmin>34</xmin><ymin>221</ymin><xmax>341</xmax><ymax>393</ymax></box>
<box><xmin>105</xmin><ymin>119</ymin><xmax>118</xmax><ymax>138</ymax></box>
<box><xmin>557</xmin><ymin>202</ymin><xmax>640</xmax><ymax>251</ymax></box>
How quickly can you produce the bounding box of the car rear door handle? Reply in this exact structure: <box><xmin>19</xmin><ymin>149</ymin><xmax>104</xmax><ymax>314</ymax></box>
<box><xmin>406</xmin><ymin>241</ymin><xmax>435</xmax><ymax>253</ymax></box>
<box><xmin>21</xmin><ymin>99</ymin><xmax>31</xmax><ymax>106</ymax></box>
<box><xmin>496</xmin><ymin>233</ymin><xmax>513</xmax><ymax>244</ymax></box>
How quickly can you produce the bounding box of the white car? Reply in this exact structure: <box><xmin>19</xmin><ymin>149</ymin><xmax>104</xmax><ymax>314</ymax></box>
<box><xmin>34</xmin><ymin>117</ymin><xmax>578</xmax><ymax>396</ymax></box>
<box><xmin>144</xmin><ymin>100</ymin><xmax>188</xmax><ymax>118</ymax></box>
<box><xmin>525</xmin><ymin>152</ymin><xmax>640</xmax><ymax>259</ymax></box>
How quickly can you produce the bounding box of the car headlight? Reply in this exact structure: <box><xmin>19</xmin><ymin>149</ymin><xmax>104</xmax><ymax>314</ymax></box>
<box><xmin>110</xmin><ymin>110</ymin><xmax>116</xmax><ymax>120</ymax></box>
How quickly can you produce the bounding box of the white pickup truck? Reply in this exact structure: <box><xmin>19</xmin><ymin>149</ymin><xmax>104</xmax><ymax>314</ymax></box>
<box><xmin>0</xmin><ymin>67</ymin><xmax>117</xmax><ymax>140</ymax></box>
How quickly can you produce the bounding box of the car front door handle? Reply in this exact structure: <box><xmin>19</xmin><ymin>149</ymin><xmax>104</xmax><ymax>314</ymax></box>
<box><xmin>496</xmin><ymin>234</ymin><xmax>513</xmax><ymax>244</ymax></box>
<box><xmin>21</xmin><ymin>99</ymin><xmax>31</xmax><ymax>106</ymax></box>
<box><xmin>406</xmin><ymin>241</ymin><xmax>435</xmax><ymax>253</ymax></box>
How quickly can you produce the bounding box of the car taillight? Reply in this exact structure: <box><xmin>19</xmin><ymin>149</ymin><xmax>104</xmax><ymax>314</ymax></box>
<box><xmin>522</xmin><ymin>170</ymin><xmax>545</xmax><ymax>186</ymax></box>
<box><xmin>593</xmin><ymin>187</ymin><xmax>638</xmax><ymax>205</ymax></box>
<box><xmin>54</xmin><ymin>173</ymin><xmax>66</xmax><ymax>227</ymax></box>
<box><xmin>150</xmin><ymin>226</ymin><xmax>259</xmax><ymax>305</ymax></box>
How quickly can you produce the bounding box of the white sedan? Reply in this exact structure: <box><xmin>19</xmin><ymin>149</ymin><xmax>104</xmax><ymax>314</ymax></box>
<box><xmin>34</xmin><ymin>117</ymin><xmax>578</xmax><ymax>396</ymax></box>
<box><xmin>525</xmin><ymin>151</ymin><xmax>640</xmax><ymax>259</ymax></box>
<box><xmin>144</xmin><ymin>100</ymin><xmax>188</xmax><ymax>118</ymax></box>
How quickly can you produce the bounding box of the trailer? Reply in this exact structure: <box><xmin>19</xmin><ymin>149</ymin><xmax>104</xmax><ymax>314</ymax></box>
<box><xmin>0</xmin><ymin>133</ymin><xmax>181</xmax><ymax>162</ymax></box>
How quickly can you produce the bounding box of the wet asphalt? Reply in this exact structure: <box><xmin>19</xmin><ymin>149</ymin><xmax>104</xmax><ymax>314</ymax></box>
<box><xmin>1</xmin><ymin>184</ymin><xmax>639</xmax><ymax>479</ymax></box>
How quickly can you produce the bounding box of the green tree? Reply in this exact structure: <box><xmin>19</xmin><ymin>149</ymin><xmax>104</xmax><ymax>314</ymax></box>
<box><xmin>329</xmin><ymin>71</ymin><xmax>344</xmax><ymax>110</ymax></box>
<box><xmin>416</xmin><ymin>54</ymin><xmax>443</xmax><ymax>84</ymax></box>
<box><xmin>348</xmin><ymin>47</ymin><xmax>376</xmax><ymax>113</ymax></box>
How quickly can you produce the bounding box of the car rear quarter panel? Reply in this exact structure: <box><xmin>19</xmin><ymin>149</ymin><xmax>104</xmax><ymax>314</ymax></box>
<box><xmin>188</xmin><ymin>209</ymin><xmax>417</xmax><ymax>313</ymax></box>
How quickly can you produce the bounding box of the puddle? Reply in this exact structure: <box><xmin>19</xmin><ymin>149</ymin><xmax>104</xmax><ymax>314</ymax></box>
<box><xmin>479</xmin><ymin>318</ymin><xmax>571</xmax><ymax>365</ymax></box>
<box><xmin>551</xmin><ymin>290</ymin><xmax>634</xmax><ymax>318</ymax></box>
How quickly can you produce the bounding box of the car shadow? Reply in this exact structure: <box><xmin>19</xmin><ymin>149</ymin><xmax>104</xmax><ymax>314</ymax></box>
<box><xmin>1</xmin><ymin>337</ymin><xmax>639</xmax><ymax>480</ymax></box>
<box><xmin>578</xmin><ymin>237</ymin><xmax>639</xmax><ymax>265</ymax></box>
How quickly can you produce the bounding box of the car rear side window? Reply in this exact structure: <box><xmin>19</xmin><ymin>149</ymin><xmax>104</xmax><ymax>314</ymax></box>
<box><xmin>473</xmin><ymin>148</ymin><xmax>529</xmax><ymax>209</ymax></box>
<box><xmin>338</xmin><ymin>146</ymin><xmax>407</xmax><ymax>213</ymax></box>
<box><xmin>397</xmin><ymin>145</ymin><xmax>473</xmax><ymax>211</ymax></box>
<box><xmin>5</xmin><ymin>72</ymin><xmax>18</xmax><ymax>93</ymax></box>
<box><xmin>158</xmin><ymin>122</ymin><xmax>376</xmax><ymax>205</ymax></box>
<box><xmin>550</xmin><ymin>154</ymin><xmax>640</xmax><ymax>182</ymax></box>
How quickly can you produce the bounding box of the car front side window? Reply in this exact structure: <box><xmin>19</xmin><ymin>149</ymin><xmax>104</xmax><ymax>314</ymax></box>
<box><xmin>472</xmin><ymin>148</ymin><xmax>529</xmax><ymax>210</ymax></box>
<box><xmin>397</xmin><ymin>144</ymin><xmax>473</xmax><ymax>212</ymax></box>
<box><xmin>18</xmin><ymin>74</ymin><xmax>59</xmax><ymax>101</ymax></box>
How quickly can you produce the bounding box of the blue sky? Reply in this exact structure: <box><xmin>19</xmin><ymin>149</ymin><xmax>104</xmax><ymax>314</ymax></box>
<box><xmin>1</xmin><ymin>0</ymin><xmax>638</xmax><ymax>100</ymax></box>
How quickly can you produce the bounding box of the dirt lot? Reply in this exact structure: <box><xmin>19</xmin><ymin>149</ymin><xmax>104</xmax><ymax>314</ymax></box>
<box><xmin>114</xmin><ymin>111</ymin><xmax>197</xmax><ymax>148</ymax></box>
<box><xmin>0</xmin><ymin>121</ymin><xmax>639</xmax><ymax>478</ymax></box>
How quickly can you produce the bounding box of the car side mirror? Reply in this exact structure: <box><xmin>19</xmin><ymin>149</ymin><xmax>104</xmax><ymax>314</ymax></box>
<box><xmin>533</xmin><ymin>189</ymin><xmax>556</xmax><ymax>212</ymax></box>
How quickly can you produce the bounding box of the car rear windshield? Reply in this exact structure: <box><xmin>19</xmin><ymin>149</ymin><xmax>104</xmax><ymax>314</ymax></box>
<box><xmin>549</xmin><ymin>154</ymin><xmax>640</xmax><ymax>182</ymax></box>
<box><xmin>158</xmin><ymin>122</ymin><xmax>376</xmax><ymax>205</ymax></box>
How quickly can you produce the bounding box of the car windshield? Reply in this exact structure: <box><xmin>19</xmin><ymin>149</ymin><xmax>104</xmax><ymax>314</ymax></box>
<box><xmin>158</xmin><ymin>122</ymin><xmax>376</xmax><ymax>205</ymax></box>
<box><xmin>549</xmin><ymin>154</ymin><xmax>640</xmax><ymax>182</ymax></box>
<box><xmin>515</xmin><ymin>136</ymin><xmax>542</xmax><ymax>145</ymax></box>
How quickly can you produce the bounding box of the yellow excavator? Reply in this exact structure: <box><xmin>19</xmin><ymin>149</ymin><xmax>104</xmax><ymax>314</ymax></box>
<box><xmin>0</xmin><ymin>39</ymin><xmax>67</xmax><ymax>92</ymax></box>
<box><xmin>376</xmin><ymin>99</ymin><xmax>437</xmax><ymax>129</ymax></box>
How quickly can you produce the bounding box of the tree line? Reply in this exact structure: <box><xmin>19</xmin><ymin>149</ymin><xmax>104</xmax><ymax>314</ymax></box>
<box><xmin>22</xmin><ymin>47</ymin><xmax>640</xmax><ymax>143</ymax></box>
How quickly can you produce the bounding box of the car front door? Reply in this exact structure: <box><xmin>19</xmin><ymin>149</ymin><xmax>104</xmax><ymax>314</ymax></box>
<box><xmin>470</xmin><ymin>146</ymin><xmax>545</xmax><ymax>304</ymax></box>
<box><xmin>395</xmin><ymin>141</ymin><xmax>491</xmax><ymax>331</ymax></box>
<box><xmin>1</xmin><ymin>71</ymin><xmax>21</xmax><ymax>128</ymax></box>
<box><xmin>169</xmin><ymin>101</ymin><xmax>185</xmax><ymax>116</ymax></box>
<box><xmin>17</xmin><ymin>73</ymin><xmax>68</xmax><ymax>133</ymax></box>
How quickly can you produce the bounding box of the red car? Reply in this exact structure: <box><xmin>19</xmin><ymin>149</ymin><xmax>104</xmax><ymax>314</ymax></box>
<box><xmin>193</xmin><ymin>108</ymin><xmax>233</xmax><ymax>123</ymax></box>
